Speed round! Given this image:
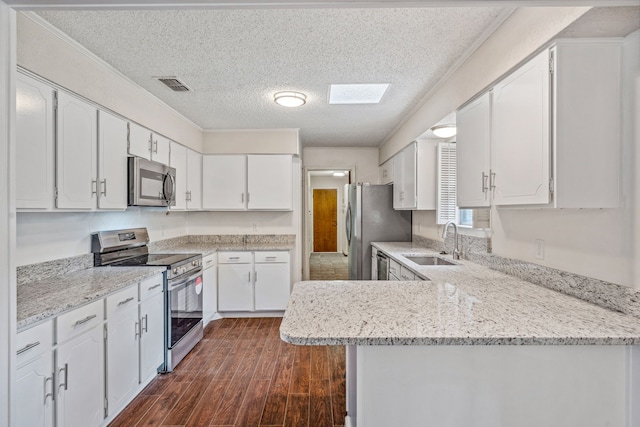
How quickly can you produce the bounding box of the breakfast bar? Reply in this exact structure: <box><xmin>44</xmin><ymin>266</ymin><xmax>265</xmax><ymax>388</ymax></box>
<box><xmin>280</xmin><ymin>252</ymin><xmax>640</xmax><ymax>427</ymax></box>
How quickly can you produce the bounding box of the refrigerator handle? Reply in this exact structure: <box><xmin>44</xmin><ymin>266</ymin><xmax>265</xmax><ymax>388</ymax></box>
<box><xmin>345</xmin><ymin>204</ymin><xmax>352</xmax><ymax>245</ymax></box>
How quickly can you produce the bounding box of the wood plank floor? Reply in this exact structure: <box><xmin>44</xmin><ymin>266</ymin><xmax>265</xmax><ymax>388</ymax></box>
<box><xmin>109</xmin><ymin>318</ymin><xmax>346</xmax><ymax>427</ymax></box>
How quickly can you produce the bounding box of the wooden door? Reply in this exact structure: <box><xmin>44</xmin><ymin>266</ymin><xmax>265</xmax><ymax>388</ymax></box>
<box><xmin>313</xmin><ymin>189</ymin><xmax>338</xmax><ymax>252</ymax></box>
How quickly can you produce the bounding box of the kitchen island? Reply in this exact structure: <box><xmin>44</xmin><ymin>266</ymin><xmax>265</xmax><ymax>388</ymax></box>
<box><xmin>280</xmin><ymin>247</ymin><xmax>640</xmax><ymax>427</ymax></box>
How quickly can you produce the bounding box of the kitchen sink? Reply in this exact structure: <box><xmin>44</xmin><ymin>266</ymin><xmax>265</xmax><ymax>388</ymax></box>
<box><xmin>403</xmin><ymin>256</ymin><xmax>456</xmax><ymax>266</ymax></box>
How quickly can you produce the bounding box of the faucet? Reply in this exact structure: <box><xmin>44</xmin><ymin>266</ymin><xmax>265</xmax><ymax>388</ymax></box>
<box><xmin>442</xmin><ymin>221</ymin><xmax>460</xmax><ymax>260</ymax></box>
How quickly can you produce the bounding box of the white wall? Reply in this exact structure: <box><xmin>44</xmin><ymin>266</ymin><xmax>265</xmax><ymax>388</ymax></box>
<box><xmin>309</xmin><ymin>175</ymin><xmax>349</xmax><ymax>254</ymax></box>
<box><xmin>0</xmin><ymin>3</ymin><xmax>15</xmax><ymax>424</ymax></box>
<box><xmin>16</xmin><ymin>12</ymin><xmax>203</xmax><ymax>152</ymax></box>
<box><xmin>203</xmin><ymin>129</ymin><xmax>300</xmax><ymax>155</ymax></box>
<box><xmin>303</xmin><ymin>147</ymin><xmax>379</xmax><ymax>184</ymax></box>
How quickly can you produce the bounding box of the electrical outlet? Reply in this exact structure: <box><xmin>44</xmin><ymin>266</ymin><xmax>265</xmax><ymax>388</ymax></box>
<box><xmin>535</xmin><ymin>239</ymin><xmax>544</xmax><ymax>260</ymax></box>
<box><xmin>253</xmin><ymin>223</ymin><xmax>258</xmax><ymax>231</ymax></box>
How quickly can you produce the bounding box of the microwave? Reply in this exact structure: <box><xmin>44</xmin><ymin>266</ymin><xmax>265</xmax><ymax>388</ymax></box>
<box><xmin>128</xmin><ymin>157</ymin><xmax>176</xmax><ymax>207</ymax></box>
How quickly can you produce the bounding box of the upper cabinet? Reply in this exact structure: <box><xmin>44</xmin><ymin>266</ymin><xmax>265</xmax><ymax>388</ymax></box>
<box><xmin>170</xmin><ymin>141</ymin><xmax>188</xmax><ymax>210</ymax></box>
<box><xmin>128</xmin><ymin>122</ymin><xmax>170</xmax><ymax>165</ymax></box>
<box><xmin>393</xmin><ymin>141</ymin><xmax>437</xmax><ymax>210</ymax></box>
<box><xmin>202</xmin><ymin>154</ymin><xmax>293</xmax><ymax>211</ymax></box>
<box><xmin>16</xmin><ymin>73</ymin><xmax>55</xmax><ymax>210</ymax></box>
<box><xmin>186</xmin><ymin>149</ymin><xmax>203</xmax><ymax>210</ymax></box>
<box><xmin>379</xmin><ymin>158</ymin><xmax>394</xmax><ymax>185</ymax></box>
<box><xmin>97</xmin><ymin>111</ymin><xmax>128</xmax><ymax>210</ymax></box>
<box><xmin>456</xmin><ymin>39</ymin><xmax>622</xmax><ymax>209</ymax></box>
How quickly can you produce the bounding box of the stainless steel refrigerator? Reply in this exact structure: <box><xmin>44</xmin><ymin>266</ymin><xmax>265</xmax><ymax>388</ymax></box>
<box><xmin>346</xmin><ymin>183</ymin><xmax>412</xmax><ymax>280</ymax></box>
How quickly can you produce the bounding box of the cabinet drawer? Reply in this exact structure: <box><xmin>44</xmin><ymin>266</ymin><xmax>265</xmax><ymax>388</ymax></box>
<box><xmin>389</xmin><ymin>259</ymin><xmax>401</xmax><ymax>277</ymax></box>
<box><xmin>16</xmin><ymin>320</ymin><xmax>52</xmax><ymax>366</ymax></box>
<box><xmin>107</xmin><ymin>285</ymin><xmax>139</xmax><ymax>317</ymax></box>
<box><xmin>140</xmin><ymin>274</ymin><xmax>164</xmax><ymax>301</ymax></box>
<box><xmin>56</xmin><ymin>299</ymin><xmax>103</xmax><ymax>344</ymax></box>
<box><xmin>254</xmin><ymin>251</ymin><xmax>289</xmax><ymax>263</ymax></box>
<box><xmin>400</xmin><ymin>266</ymin><xmax>415</xmax><ymax>281</ymax></box>
<box><xmin>203</xmin><ymin>253</ymin><xmax>216</xmax><ymax>270</ymax></box>
<box><xmin>218</xmin><ymin>252</ymin><xmax>252</xmax><ymax>264</ymax></box>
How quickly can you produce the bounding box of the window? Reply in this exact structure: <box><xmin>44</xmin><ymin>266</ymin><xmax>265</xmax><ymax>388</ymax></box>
<box><xmin>458</xmin><ymin>209</ymin><xmax>474</xmax><ymax>227</ymax></box>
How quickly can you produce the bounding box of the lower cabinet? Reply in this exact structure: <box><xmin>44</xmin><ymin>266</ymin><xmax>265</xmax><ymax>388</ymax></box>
<box><xmin>139</xmin><ymin>288</ymin><xmax>165</xmax><ymax>383</ymax></box>
<box><xmin>218</xmin><ymin>251</ymin><xmax>291</xmax><ymax>312</ymax></box>
<box><xmin>202</xmin><ymin>253</ymin><xmax>218</xmax><ymax>325</ymax></box>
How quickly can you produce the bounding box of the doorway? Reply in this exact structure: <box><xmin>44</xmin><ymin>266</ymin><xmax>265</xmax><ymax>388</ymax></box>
<box><xmin>313</xmin><ymin>189</ymin><xmax>338</xmax><ymax>252</ymax></box>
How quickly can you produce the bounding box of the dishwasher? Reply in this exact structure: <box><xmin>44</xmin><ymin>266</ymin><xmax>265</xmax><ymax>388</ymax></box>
<box><xmin>376</xmin><ymin>252</ymin><xmax>389</xmax><ymax>280</ymax></box>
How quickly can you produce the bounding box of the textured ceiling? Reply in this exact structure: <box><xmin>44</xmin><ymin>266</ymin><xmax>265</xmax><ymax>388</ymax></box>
<box><xmin>35</xmin><ymin>7</ymin><xmax>506</xmax><ymax>147</ymax></box>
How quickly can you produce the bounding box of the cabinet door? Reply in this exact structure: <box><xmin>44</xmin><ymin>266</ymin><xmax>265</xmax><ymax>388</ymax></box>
<box><xmin>56</xmin><ymin>92</ymin><xmax>98</xmax><ymax>209</ymax></box>
<box><xmin>15</xmin><ymin>353</ymin><xmax>54</xmax><ymax>427</ymax></box>
<box><xmin>128</xmin><ymin>122</ymin><xmax>151</xmax><ymax>160</ymax></box>
<box><xmin>187</xmin><ymin>149</ymin><xmax>203</xmax><ymax>210</ymax></box>
<box><xmin>379</xmin><ymin>159</ymin><xmax>393</xmax><ymax>185</ymax></box>
<box><xmin>151</xmin><ymin>133</ymin><xmax>171</xmax><ymax>165</ymax></box>
<box><xmin>170</xmin><ymin>142</ymin><xmax>187</xmax><ymax>210</ymax></box>
<box><xmin>16</xmin><ymin>73</ymin><xmax>55</xmax><ymax>210</ymax></box>
<box><xmin>392</xmin><ymin>153</ymin><xmax>403</xmax><ymax>209</ymax></box>
<box><xmin>202</xmin><ymin>155</ymin><xmax>247</xmax><ymax>210</ymax></box>
<box><xmin>456</xmin><ymin>92</ymin><xmax>491</xmax><ymax>208</ymax></box>
<box><xmin>56</xmin><ymin>325</ymin><xmax>104</xmax><ymax>427</ymax></box>
<box><xmin>202</xmin><ymin>263</ymin><xmax>217</xmax><ymax>325</ymax></box>
<box><xmin>140</xmin><ymin>292</ymin><xmax>165</xmax><ymax>383</ymax></box>
<box><xmin>254</xmin><ymin>263</ymin><xmax>291</xmax><ymax>310</ymax></box>
<box><xmin>491</xmin><ymin>49</ymin><xmax>551</xmax><ymax>206</ymax></box>
<box><xmin>106</xmin><ymin>303</ymin><xmax>139</xmax><ymax>415</ymax></box>
<box><xmin>247</xmin><ymin>155</ymin><xmax>293</xmax><ymax>210</ymax></box>
<box><xmin>97</xmin><ymin>110</ymin><xmax>128</xmax><ymax>210</ymax></box>
<box><xmin>218</xmin><ymin>263</ymin><xmax>253</xmax><ymax>311</ymax></box>
<box><xmin>399</xmin><ymin>144</ymin><xmax>417</xmax><ymax>209</ymax></box>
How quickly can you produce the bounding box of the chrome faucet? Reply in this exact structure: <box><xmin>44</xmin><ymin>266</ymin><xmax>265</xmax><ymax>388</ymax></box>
<box><xmin>442</xmin><ymin>221</ymin><xmax>460</xmax><ymax>260</ymax></box>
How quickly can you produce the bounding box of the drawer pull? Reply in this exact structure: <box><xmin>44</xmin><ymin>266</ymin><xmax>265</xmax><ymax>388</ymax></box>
<box><xmin>17</xmin><ymin>341</ymin><xmax>40</xmax><ymax>355</ymax></box>
<box><xmin>73</xmin><ymin>314</ymin><xmax>97</xmax><ymax>327</ymax></box>
<box><xmin>205</xmin><ymin>260</ymin><xmax>214</xmax><ymax>265</ymax></box>
<box><xmin>147</xmin><ymin>283</ymin><xmax>162</xmax><ymax>291</ymax></box>
<box><xmin>118</xmin><ymin>297</ymin><xmax>135</xmax><ymax>306</ymax></box>
<box><xmin>229</xmin><ymin>257</ymin><xmax>240</xmax><ymax>260</ymax></box>
<box><xmin>265</xmin><ymin>256</ymin><xmax>277</xmax><ymax>260</ymax></box>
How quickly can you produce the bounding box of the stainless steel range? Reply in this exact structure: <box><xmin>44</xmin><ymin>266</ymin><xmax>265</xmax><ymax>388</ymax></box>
<box><xmin>92</xmin><ymin>228</ymin><xmax>203</xmax><ymax>373</ymax></box>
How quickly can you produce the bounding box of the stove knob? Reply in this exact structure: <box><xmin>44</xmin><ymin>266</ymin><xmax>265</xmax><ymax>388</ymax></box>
<box><xmin>192</xmin><ymin>260</ymin><xmax>196</xmax><ymax>266</ymax></box>
<box><xmin>173</xmin><ymin>268</ymin><xmax>178</xmax><ymax>274</ymax></box>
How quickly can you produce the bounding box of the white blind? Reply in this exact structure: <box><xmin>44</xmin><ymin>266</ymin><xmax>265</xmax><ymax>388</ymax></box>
<box><xmin>437</xmin><ymin>142</ymin><xmax>457</xmax><ymax>225</ymax></box>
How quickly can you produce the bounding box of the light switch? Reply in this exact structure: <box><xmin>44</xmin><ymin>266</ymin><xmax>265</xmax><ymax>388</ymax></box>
<box><xmin>535</xmin><ymin>239</ymin><xmax>544</xmax><ymax>260</ymax></box>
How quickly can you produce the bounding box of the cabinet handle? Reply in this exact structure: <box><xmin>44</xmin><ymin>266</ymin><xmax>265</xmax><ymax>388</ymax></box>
<box><xmin>100</xmin><ymin>179</ymin><xmax>107</xmax><ymax>197</ymax></box>
<box><xmin>490</xmin><ymin>170</ymin><xmax>496</xmax><ymax>190</ymax></box>
<box><xmin>73</xmin><ymin>314</ymin><xmax>97</xmax><ymax>327</ymax></box>
<box><xmin>229</xmin><ymin>257</ymin><xmax>240</xmax><ymax>260</ymax></box>
<box><xmin>58</xmin><ymin>364</ymin><xmax>68</xmax><ymax>391</ymax></box>
<box><xmin>248</xmin><ymin>271</ymin><xmax>251</xmax><ymax>283</ymax></box>
<box><xmin>255</xmin><ymin>271</ymin><xmax>258</xmax><ymax>281</ymax></box>
<box><xmin>241</xmin><ymin>193</ymin><xmax>244</xmax><ymax>203</ymax></box>
<box><xmin>482</xmin><ymin>172</ymin><xmax>488</xmax><ymax>193</ymax></box>
<box><xmin>44</xmin><ymin>376</ymin><xmax>53</xmax><ymax>404</ymax></box>
<box><xmin>117</xmin><ymin>296</ymin><xmax>135</xmax><ymax>306</ymax></box>
<box><xmin>265</xmin><ymin>256</ymin><xmax>277</xmax><ymax>260</ymax></box>
<box><xmin>91</xmin><ymin>180</ymin><xmax>97</xmax><ymax>196</ymax></box>
<box><xmin>142</xmin><ymin>314</ymin><xmax>148</xmax><ymax>334</ymax></box>
<box><xmin>17</xmin><ymin>341</ymin><xmax>40</xmax><ymax>355</ymax></box>
<box><xmin>148</xmin><ymin>283</ymin><xmax>162</xmax><ymax>291</ymax></box>
<box><xmin>135</xmin><ymin>321</ymin><xmax>141</xmax><ymax>339</ymax></box>
<box><xmin>247</xmin><ymin>193</ymin><xmax>250</xmax><ymax>203</ymax></box>
<box><xmin>153</xmin><ymin>140</ymin><xmax>158</xmax><ymax>154</ymax></box>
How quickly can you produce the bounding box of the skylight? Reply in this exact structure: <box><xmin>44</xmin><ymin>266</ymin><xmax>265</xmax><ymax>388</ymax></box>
<box><xmin>329</xmin><ymin>84</ymin><xmax>390</xmax><ymax>104</ymax></box>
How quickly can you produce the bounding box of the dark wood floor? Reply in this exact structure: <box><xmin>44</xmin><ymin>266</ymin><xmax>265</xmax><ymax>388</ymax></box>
<box><xmin>109</xmin><ymin>317</ymin><xmax>346</xmax><ymax>427</ymax></box>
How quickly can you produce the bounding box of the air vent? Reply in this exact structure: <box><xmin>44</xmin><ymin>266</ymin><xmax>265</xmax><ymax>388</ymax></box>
<box><xmin>156</xmin><ymin>77</ymin><xmax>191</xmax><ymax>92</ymax></box>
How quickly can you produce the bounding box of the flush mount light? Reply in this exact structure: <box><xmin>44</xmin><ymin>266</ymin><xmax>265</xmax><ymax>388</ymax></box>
<box><xmin>431</xmin><ymin>124</ymin><xmax>457</xmax><ymax>138</ymax></box>
<box><xmin>274</xmin><ymin>91</ymin><xmax>307</xmax><ymax>107</ymax></box>
<box><xmin>329</xmin><ymin>83</ymin><xmax>390</xmax><ymax>104</ymax></box>
<box><xmin>333</xmin><ymin>172</ymin><xmax>345</xmax><ymax>177</ymax></box>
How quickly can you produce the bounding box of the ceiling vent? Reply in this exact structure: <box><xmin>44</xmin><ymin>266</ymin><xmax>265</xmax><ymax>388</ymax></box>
<box><xmin>156</xmin><ymin>77</ymin><xmax>191</xmax><ymax>92</ymax></box>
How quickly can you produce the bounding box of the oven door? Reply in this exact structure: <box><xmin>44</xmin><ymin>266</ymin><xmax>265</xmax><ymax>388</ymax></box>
<box><xmin>168</xmin><ymin>269</ymin><xmax>203</xmax><ymax>348</ymax></box>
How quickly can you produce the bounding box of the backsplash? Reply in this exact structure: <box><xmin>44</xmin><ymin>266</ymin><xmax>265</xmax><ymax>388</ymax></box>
<box><xmin>414</xmin><ymin>234</ymin><xmax>640</xmax><ymax>318</ymax></box>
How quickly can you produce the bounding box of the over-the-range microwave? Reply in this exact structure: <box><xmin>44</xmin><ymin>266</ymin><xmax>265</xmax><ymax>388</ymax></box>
<box><xmin>128</xmin><ymin>157</ymin><xmax>176</xmax><ymax>207</ymax></box>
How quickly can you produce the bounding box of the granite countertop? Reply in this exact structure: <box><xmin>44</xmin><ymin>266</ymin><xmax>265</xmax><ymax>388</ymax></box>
<box><xmin>279</xmin><ymin>242</ymin><xmax>640</xmax><ymax>346</ymax></box>
<box><xmin>154</xmin><ymin>241</ymin><xmax>295</xmax><ymax>255</ymax></box>
<box><xmin>17</xmin><ymin>266</ymin><xmax>165</xmax><ymax>331</ymax></box>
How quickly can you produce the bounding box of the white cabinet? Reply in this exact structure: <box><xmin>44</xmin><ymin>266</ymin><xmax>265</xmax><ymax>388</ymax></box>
<box><xmin>15</xmin><ymin>320</ymin><xmax>54</xmax><ymax>427</ymax></box>
<box><xmin>202</xmin><ymin>155</ymin><xmax>247</xmax><ymax>210</ymax></box>
<box><xmin>106</xmin><ymin>286</ymin><xmax>139</xmax><ymax>416</ymax></box>
<box><xmin>247</xmin><ymin>155</ymin><xmax>293</xmax><ymax>210</ymax></box>
<box><xmin>393</xmin><ymin>141</ymin><xmax>437</xmax><ymax>210</ymax></box>
<box><xmin>218</xmin><ymin>251</ymin><xmax>291</xmax><ymax>312</ymax></box>
<box><xmin>170</xmin><ymin>141</ymin><xmax>188</xmax><ymax>210</ymax></box>
<box><xmin>56</xmin><ymin>91</ymin><xmax>98</xmax><ymax>209</ymax></box>
<box><xmin>139</xmin><ymin>276</ymin><xmax>164</xmax><ymax>383</ymax></box>
<box><xmin>186</xmin><ymin>149</ymin><xmax>203</xmax><ymax>210</ymax></box>
<box><xmin>254</xmin><ymin>252</ymin><xmax>291</xmax><ymax>311</ymax></box>
<box><xmin>16</xmin><ymin>72</ymin><xmax>55</xmax><ymax>210</ymax></box>
<box><xmin>202</xmin><ymin>254</ymin><xmax>218</xmax><ymax>325</ymax></box>
<box><xmin>379</xmin><ymin>158</ymin><xmax>394</xmax><ymax>185</ymax></box>
<box><xmin>55</xmin><ymin>300</ymin><xmax>105</xmax><ymax>427</ymax></box>
<box><xmin>128</xmin><ymin>122</ymin><xmax>170</xmax><ymax>165</ymax></box>
<box><xmin>97</xmin><ymin>110</ymin><xmax>128</xmax><ymax>210</ymax></box>
<box><xmin>456</xmin><ymin>92</ymin><xmax>491</xmax><ymax>208</ymax></box>
<box><xmin>202</xmin><ymin>154</ymin><xmax>293</xmax><ymax>211</ymax></box>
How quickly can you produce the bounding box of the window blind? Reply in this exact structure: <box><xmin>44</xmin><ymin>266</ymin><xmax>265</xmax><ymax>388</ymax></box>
<box><xmin>437</xmin><ymin>142</ymin><xmax>457</xmax><ymax>225</ymax></box>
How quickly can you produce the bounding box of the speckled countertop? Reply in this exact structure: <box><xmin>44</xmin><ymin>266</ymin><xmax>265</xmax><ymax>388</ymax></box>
<box><xmin>154</xmin><ymin>241</ymin><xmax>295</xmax><ymax>255</ymax></box>
<box><xmin>17</xmin><ymin>266</ymin><xmax>165</xmax><ymax>331</ymax></box>
<box><xmin>279</xmin><ymin>242</ymin><xmax>640</xmax><ymax>346</ymax></box>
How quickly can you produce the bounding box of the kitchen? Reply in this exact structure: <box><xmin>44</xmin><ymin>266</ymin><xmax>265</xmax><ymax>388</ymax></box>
<box><xmin>1</xmin><ymin>1</ymin><xmax>640</xmax><ymax>426</ymax></box>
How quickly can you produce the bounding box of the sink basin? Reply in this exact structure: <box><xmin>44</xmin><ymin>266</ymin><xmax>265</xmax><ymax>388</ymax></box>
<box><xmin>404</xmin><ymin>256</ymin><xmax>456</xmax><ymax>266</ymax></box>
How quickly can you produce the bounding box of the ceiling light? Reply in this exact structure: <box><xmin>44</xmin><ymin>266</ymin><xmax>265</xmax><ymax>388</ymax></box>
<box><xmin>431</xmin><ymin>124</ymin><xmax>457</xmax><ymax>138</ymax></box>
<box><xmin>274</xmin><ymin>91</ymin><xmax>307</xmax><ymax>107</ymax></box>
<box><xmin>329</xmin><ymin>84</ymin><xmax>389</xmax><ymax>104</ymax></box>
<box><xmin>333</xmin><ymin>172</ymin><xmax>345</xmax><ymax>177</ymax></box>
